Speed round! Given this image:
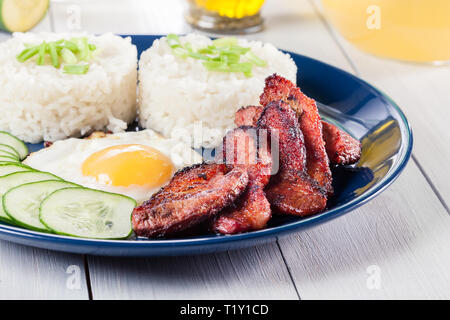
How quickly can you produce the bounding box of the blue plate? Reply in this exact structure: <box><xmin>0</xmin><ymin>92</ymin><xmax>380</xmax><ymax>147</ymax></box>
<box><xmin>0</xmin><ymin>35</ymin><xmax>412</xmax><ymax>256</ymax></box>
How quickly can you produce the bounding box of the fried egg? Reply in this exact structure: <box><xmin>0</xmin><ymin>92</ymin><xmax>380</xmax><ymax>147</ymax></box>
<box><xmin>23</xmin><ymin>130</ymin><xmax>203</xmax><ymax>203</ymax></box>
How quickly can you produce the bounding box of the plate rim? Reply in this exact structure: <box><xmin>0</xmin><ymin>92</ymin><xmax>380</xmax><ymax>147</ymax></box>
<box><xmin>0</xmin><ymin>35</ymin><xmax>413</xmax><ymax>252</ymax></box>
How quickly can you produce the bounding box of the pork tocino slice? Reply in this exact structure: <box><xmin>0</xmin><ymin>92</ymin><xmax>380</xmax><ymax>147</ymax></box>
<box><xmin>132</xmin><ymin>163</ymin><xmax>248</xmax><ymax>238</ymax></box>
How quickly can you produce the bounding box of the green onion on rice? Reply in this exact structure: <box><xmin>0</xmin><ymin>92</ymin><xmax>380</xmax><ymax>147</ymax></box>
<box><xmin>0</xmin><ymin>32</ymin><xmax>137</xmax><ymax>143</ymax></box>
<box><xmin>138</xmin><ymin>33</ymin><xmax>297</xmax><ymax>148</ymax></box>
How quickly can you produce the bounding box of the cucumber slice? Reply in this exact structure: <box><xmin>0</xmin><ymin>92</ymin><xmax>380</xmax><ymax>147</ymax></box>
<box><xmin>0</xmin><ymin>161</ymin><xmax>23</xmax><ymax>165</ymax></box>
<box><xmin>0</xmin><ymin>131</ymin><xmax>28</xmax><ymax>160</ymax></box>
<box><xmin>0</xmin><ymin>171</ymin><xmax>61</xmax><ymax>223</ymax></box>
<box><xmin>0</xmin><ymin>0</ymin><xmax>49</xmax><ymax>32</ymax></box>
<box><xmin>3</xmin><ymin>180</ymin><xmax>78</xmax><ymax>232</ymax></box>
<box><xmin>0</xmin><ymin>163</ymin><xmax>34</xmax><ymax>177</ymax></box>
<box><xmin>0</xmin><ymin>150</ymin><xmax>19</xmax><ymax>160</ymax></box>
<box><xmin>0</xmin><ymin>144</ymin><xmax>20</xmax><ymax>159</ymax></box>
<box><xmin>0</xmin><ymin>155</ymin><xmax>19</xmax><ymax>163</ymax></box>
<box><xmin>40</xmin><ymin>187</ymin><xmax>135</xmax><ymax>239</ymax></box>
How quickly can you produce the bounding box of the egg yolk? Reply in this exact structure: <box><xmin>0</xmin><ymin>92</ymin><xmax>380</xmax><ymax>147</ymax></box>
<box><xmin>81</xmin><ymin>144</ymin><xmax>175</xmax><ymax>187</ymax></box>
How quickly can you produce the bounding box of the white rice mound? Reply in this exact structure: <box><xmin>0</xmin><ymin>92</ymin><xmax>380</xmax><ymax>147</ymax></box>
<box><xmin>138</xmin><ymin>33</ymin><xmax>297</xmax><ymax>148</ymax></box>
<box><xmin>0</xmin><ymin>32</ymin><xmax>138</xmax><ymax>143</ymax></box>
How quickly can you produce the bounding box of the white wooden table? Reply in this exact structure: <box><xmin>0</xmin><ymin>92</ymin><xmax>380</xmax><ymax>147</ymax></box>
<box><xmin>0</xmin><ymin>0</ymin><xmax>449</xmax><ymax>300</ymax></box>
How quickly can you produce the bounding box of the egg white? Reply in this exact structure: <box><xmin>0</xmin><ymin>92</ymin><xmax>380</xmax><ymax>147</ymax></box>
<box><xmin>23</xmin><ymin>129</ymin><xmax>203</xmax><ymax>203</ymax></box>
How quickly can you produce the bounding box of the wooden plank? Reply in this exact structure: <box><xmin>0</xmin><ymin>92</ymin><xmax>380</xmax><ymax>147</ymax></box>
<box><xmin>0</xmin><ymin>242</ymin><xmax>89</xmax><ymax>299</ymax></box>
<box><xmin>278</xmin><ymin>162</ymin><xmax>450</xmax><ymax>299</ymax></box>
<box><xmin>50</xmin><ymin>0</ymin><xmax>191</xmax><ymax>34</ymax></box>
<box><xmin>88</xmin><ymin>243</ymin><xmax>299</xmax><ymax>300</ymax></box>
<box><xmin>311</xmin><ymin>0</ymin><xmax>450</xmax><ymax>205</ymax></box>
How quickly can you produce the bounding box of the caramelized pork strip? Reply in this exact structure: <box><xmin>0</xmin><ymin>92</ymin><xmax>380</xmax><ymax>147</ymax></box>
<box><xmin>257</xmin><ymin>101</ymin><xmax>306</xmax><ymax>171</ymax></box>
<box><xmin>299</xmin><ymin>95</ymin><xmax>333</xmax><ymax>194</ymax></box>
<box><xmin>234</xmin><ymin>105</ymin><xmax>262</xmax><ymax>130</ymax></box>
<box><xmin>213</xmin><ymin>184</ymin><xmax>271</xmax><ymax>234</ymax></box>
<box><xmin>265</xmin><ymin>171</ymin><xmax>327</xmax><ymax>216</ymax></box>
<box><xmin>260</xmin><ymin>74</ymin><xmax>332</xmax><ymax>194</ymax></box>
<box><xmin>321</xmin><ymin>121</ymin><xmax>361</xmax><ymax>165</ymax></box>
<box><xmin>212</xmin><ymin>127</ymin><xmax>272</xmax><ymax>234</ymax></box>
<box><xmin>259</xmin><ymin>74</ymin><xmax>303</xmax><ymax>116</ymax></box>
<box><xmin>132</xmin><ymin>163</ymin><xmax>248</xmax><ymax>238</ymax></box>
<box><xmin>235</xmin><ymin>105</ymin><xmax>361</xmax><ymax>165</ymax></box>
<box><xmin>258</xmin><ymin>101</ymin><xmax>327</xmax><ymax>216</ymax></box>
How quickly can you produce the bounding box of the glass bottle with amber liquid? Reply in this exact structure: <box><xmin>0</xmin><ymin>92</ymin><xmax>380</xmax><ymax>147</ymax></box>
<box><xmin>186</xmin><ymin>0</ymin><xmax>265</xmax><ymax>33</ymax></box>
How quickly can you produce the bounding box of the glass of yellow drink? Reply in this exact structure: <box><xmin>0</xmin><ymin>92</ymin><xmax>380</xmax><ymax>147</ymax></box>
<box><xmin>321</xmin><ymin>0</ymin><xmax>450</xmax><ymax>63</ymax></box>
<box><xmin>186</xmin><ymin>0</ymin><xmax>265</xmax><ymax>33</ymax></box>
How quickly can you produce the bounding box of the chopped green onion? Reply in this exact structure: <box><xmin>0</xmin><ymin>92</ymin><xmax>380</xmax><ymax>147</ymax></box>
<box><xmin>184</xmin><ymin>42</ymin><xmax>193</xmax><ymax>52</ymax></box>
<box><xmin>48</xmin><ymin>42</ymin><xmax>60</xmax><ymax>68</ymax></box>
<box><xmin>61</xmin><ymin>48</ymin><xmax>78</xmax><ymax>64</ymax></box>
<box><xmin>168</xmin><ymin>34</ymin><xmax>198</xmax><ymax>61</ymax></box>
<box><xmin>219</xmin><ymin>51</ymin><xmax>240</xmax><ymax>64</ymax></box>
<box><xmin>16</xmin><ymin>37</ymin><xmax>97</xmax><ymax>75</ymax></box>
<box><xmin>197</xmin><ymin>46</ymin><xmax>216</xmax><ymax>55</ymax></box>
<box><xmin>166</xmin><ymin>35</ymin><xmax>267</xmax><ymax>77</ymax></box>
<box><xmin>210</xmin><ymin>56</ymin><xmax>222</xmax><ymax>62</ymax></box>
<box><xmin>70</xmin><ymin>37</ymin><xmax>89</xmax><ymax>60</ymax></box>
<box><xmin>212</xmin><ymin>37</ymin><xmax>237</xmax><ymax>47</ymax></box>
<box><xmin>166</xmin><ymin>34</ymin><xmax>182</xmax><ymax>48</ymax></box>
<box><xmin>244</xmin><ymin>51</ymin><xmax>267</xmax><ymax>67</ymax></box>
<box><xmin>188</xmin><ymin>51</ymin><xmax>210</xmax><ymax>61</ymax></box>
<box><xmin>63</xmin><ymin>64</ymin><xmax>89</xmax><ymax>74</ymax></box>
<box><xmin>202</xmin><ymin>61</ymin><xmax>230</xmax><ymax>72</ymax></box>
<box><xmin>63</xmin><ymin>40</ymin><xmax>79</xmax><ymax>53</ymax></box>
<box><xmin>56</xmin><ymin>45</ymin><xmax>63</xmax><ymax>55</ymax></box>
<box><xmin>172</xmin><ymin>47</ymin><xmax>189</xmax><ymax>58</ymax></box>
<box><xmin>229</xmin><ymin>45</ymin><xmax>251</xmax><ymax>55</ymax></box>
<box><xmin>229</xmin><ymin>62</ymin><xmax>253</xmax><ymax>76</ymax></box>
<box><xmin>78</xmin><ymin>37</ymin><xmax>89</xmax><ymax>61</ymax></box>
<box><xmin>16</xmin><ymin>46</ymin><xmax>39</xmax><ymax>62</ymax></box>
<box><xmin>36</xmin><ymin>42</ymin><xmax>47</xmax><ymax>65</ymax></box>
<box><xmin>168</xmin><ymin>34</ymin><xmax>201</xmax><ymax>59</ymax></box>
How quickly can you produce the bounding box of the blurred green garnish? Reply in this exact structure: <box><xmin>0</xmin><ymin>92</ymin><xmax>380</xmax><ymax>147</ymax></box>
<box><xmin>166</xmin><ymin>34</ymin><xmax>267</xmax><ymax>77</ymax></box>
<box><xmin>16</xmin><ymin>37</ymin><xmax>98</xmax><ymax>74</ymax></box>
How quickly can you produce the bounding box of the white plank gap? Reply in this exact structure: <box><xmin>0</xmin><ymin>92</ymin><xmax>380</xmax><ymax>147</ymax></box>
<box><xmin>0</xmin><ymin>242</ymin><xmax>89</xmax><ymax>299</ymax></box>
<box><xmin>278</xmin><ymin>162</ymin><xmax>450</xmax><ymax>299</ymax></box>
<box><xmin>87</xmin><ymin>242</ymin><xmax>299</xmax><ymax>300</ymax></box>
